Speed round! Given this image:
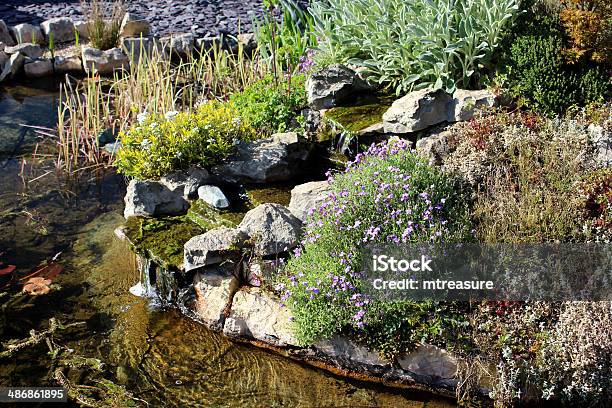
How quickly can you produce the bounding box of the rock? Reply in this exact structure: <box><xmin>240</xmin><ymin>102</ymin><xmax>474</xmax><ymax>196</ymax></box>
<box><xmin>102</xmin><ymin>141</ymin><xmax>122</xmax><ymax>155</ymax></box>
<box><xmin>73</xmin><ymin>21</ymin><xmax>89</xmax><ymax>40</ymax></box>
<box><xmin>161</xmin><ymin>33</ymin><xmax>194</xmax><ymax>56</ymax></box>
<box><xmin>183</xmin><ymin>227</ymin><xmax>247</xmax><ymax>271</ymax></box>
<box><xmin>588</xmin><ymin>124</ymin><xmax>612</xmax><ymax>168</ymax></box>
<box><xmin>82</xmin><ymin>46</ymin><xmax>129</xmax><ymax>76</ymax></box>
<box><xmin>160</xmin><ymin>166</ymin><xmax>210</xmax><ymax>199</ymax></box>
<box><xmin>53</xmin><ymin>55</ymin><xmax>82</xmax><ymax>74</ymax></box>
<box><xmin>119</xmin><ymin>13</ymin><xmax>151</xmax><ymax>38</ymax></box>
<box><xmin>246</xmin><ymin>259</ymin><xmax>281</xmax><ymax>287</ymax></box>
<box><xmin>123</xmin><ymin>179</ymin><xmax>189</xmax><ymax>218</ymax></box>
<box><xmin>211</xmin><ymin>132</ymin><xmax>312</xmax><ymax>183</ymax></box>
<box><xmin>315</xmin><ymin>335</ymin><xmax>387</xmax><ymax>367</ymax></box>
<box><xmin>397</xmin><ymin>344</ymin><xmax>457</xmax><ymax>379</ymax></box>
<box><xmin>302</xmin><ymin>108</ymin><xmax>322</xmax><ymax>136</ymax></box>
<box><xmin>0</xmin><ymin>51</ymin><xmax>7</xmax><ymax>68</ymax></box>
<box><xmin>195</xmin><ymin>35</ymin><xmax>221</xmax><ymax>51</ymax></box>
<box><xmin>415</xmin><ymin>125</ymin><xmax>453</xmax><ymax>166</ymax></box>
<box><xmin>24</xmin><ymin>58</ymin><xmax>53</xmax><ymax>78</ymax></box>
<box><xmin>41</xmin><ymin>17</ymin><xmax>75</xmax><ymax>43</ymax></box>
<box><xmin>288</xmin><ymin>181</ymin><xmax>332</xmax><ymax>221</ymax></box>
<box><xmin>449</xmin><ymin>89</ymin><xmax>497</xmax><ymax>122</ymax></box>
<box><xmin>97</xmin><ymin>128</ymin><xmax>117</xmax><ymax>145</ymax></box>
<box><xmin>306</xmin><ymin>64</ymin><xmax>373</xmax><ymax>110</ymax></box>
<box><xmin>4</xmin><ymin>43</ymin><xmax>43</xmax><ymax>59</ymax></box>
<box><xmin>198</xmin><ymin>185</ymin><xmax>230</xmax><ymax>209</ymax></box>
<box><xmin>238</xmin><ymin>203</ymin><xmax>302</xmax><ymax>256</ymax></box>
<box><xmin>0</xmin><ymin>52</ymin><xmax>25</xmax><ymax>82</ymax></box>
<box><xmin>383</xmin><ymin>88</ymin><xmax>453</xmax><ymax>134</ymax></box>
<box><xmin>122</xmin><ymin>37</ymin><xmax>161</xmax><ymax>63</ymax></box>
<box><xmin>223</xmin><ymin>288</ymin><xmax>299</xmax><ymax>347</ymax></box>
<box><xmin>0</xmin><ymin>20</ymin><xmax>14</xmax><ymax>46</ymax></box>
<box><xmin>10</xmin><ymin>23</ymin><xmax>44</xmax><ymax>45</ymax></box>
<box><xmin>237</xmin><ymin>32</ymin><xmax>257</xmax><ymax>54</ymax></box>
<box><xmin>193</xmin><ymin>267</ymin><xmax>236</xmax><ymax>330</ymax></box>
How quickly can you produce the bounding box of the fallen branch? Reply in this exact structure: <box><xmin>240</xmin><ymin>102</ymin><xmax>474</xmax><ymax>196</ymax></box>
<box><xmin>0</xmin><ymin>318</ymin><xmax>84</xmax><ymax>359</ymax></box>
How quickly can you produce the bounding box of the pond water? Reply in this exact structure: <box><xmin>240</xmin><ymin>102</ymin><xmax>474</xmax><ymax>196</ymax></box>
<box><xmin>0</xmin><ymin>83</ymin><xmax>457</xmax><ymax>407</ymax></box>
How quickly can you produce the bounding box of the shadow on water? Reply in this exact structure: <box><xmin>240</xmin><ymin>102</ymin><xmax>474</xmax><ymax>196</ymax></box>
<box><xmin>0</xmin><ymin>83</ymin><xmax>457</xmax><ymax>407</ymax></box>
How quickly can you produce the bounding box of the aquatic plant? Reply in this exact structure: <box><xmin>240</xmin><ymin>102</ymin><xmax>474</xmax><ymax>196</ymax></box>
<box><xmin>310</xmin><ymin>0</ymin><xmax>520</xmax><ymax>94</ymax></box>
<box><xmin>278</xmin><ymin>138</ymin><xmax>472</xmax><ymax>353</ymax></box>
<box><xmin>80</xmin><ymin>0</ymin><xmax>126</xmax><ymax>50</ymax></box>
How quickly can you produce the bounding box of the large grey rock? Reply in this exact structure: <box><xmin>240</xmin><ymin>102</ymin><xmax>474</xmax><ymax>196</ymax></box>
<box><xmin>159</xmin><ymin>166</ymin><xmax>210</xmax><ymax>199</ymax></box>
<box><xmin>238</xmin><ymin>203</ymin><xmax>302</xmax><ymax>256</ymax></box>
<box><xmin>119</xmin><ymin>13</ymin><xmax>150</xmax><ymax>38</ymax></box>
<box><xmin>288</xmin><ymin>181</ymin><xmax>332</xmax><ymax>221</ymax></box>
<box><xmin>397</xmin><ymin>344</ymin><xmax>457</xmax><ymax>379</ymax></box>
<box><xmin>237</xmin><ymin>33</ymin><xmax>257</xmax><ymax>54</ymax></box>
<box><xmin>193</xmin><ymin>267</ymin><xmax>236</xmax><ymax>330</ymax></box>
<box><xmin>223</xmin><ymin>288</ymin><xmax>299</xmax><ymax>347</ymax></box>
<box><xmin>4</xmin><ymin>43</ymin><xmax>43</xmax><ymax>59</ymax></box>
<box><xmin>0</xmin><ymin>52</ymin><xmax>25</xmax><ymax>82</ymax></box>
<box><xmin>0</xmin><ymin>20</ymin><xmax>15</xmax><ymax>46</ymax></box>
<box><xmin>449</xmin><ymin>89</ymin><xmax>497</xmax><ymax>122</ymax></box>
<box><xmin>24</xmin><ymin>58</ymin><xmax>53</xmax><ymax>78</ymax></box>
<box><xmin>122</xmin><ymin>37</ymin><xmax>161</xmax><ymax>63</ymax></box>
<box><xmin>183</xmin><ymin>227</ymin><xmax>247</xmax><ymax>271</ymax></box>
<box><xmin>82</xmin><ymin>46</ymin><xmax>129</xmax><ymax>76</ymax></box>
<box><xmin>589</xmin><ymin>124</ymin><xmax>612</xmax><ymax>168</ymax></box>
<box><xmin>123</xmin><ymin>179</ymin><xmax>189</xmax><ymax>218</ymax></box>
<box><xmin>73</xmin><ymin>21</ymin><xmax>89</xmax><ymax>40</ymax></box>
<box><xmin>0</xmin><ymin>51</ymin><xmax>7</xmax><ymax>69</ymax></box>
<box><xmin>383</xmin><ymin>88</ymin><xmax>453</xmax><ymax>134</ymax></box>
<box><xmin>54</xmin><ymin>55</ymin><xmax>82</xmax><ymax>74</ymax></box>
<box><xmin>10</xmin><ymin>23</ymin><xmax>44</xmax><ymax>45</ymax></box>
<box><xmin>306</xmin><ymin>64</ymin><xmax>373</xmax><ymax>110</ymax></box>
<box><xmin>315</xmin><ymin>335</ymin><xmax>386</xmax><ymax>367</ymax></box>
<box><xmin>198</xmin><ymin>185</ymin><xmax>230</xmax><ymax>209</ymax></box>
<box><xmin>212</xmin><ymin>132</ymin><xmax>312</xmax><ymax>183</ymax></box>
<box><xmin>41</xmin><ymin>17</ymin><xmax>75</xmax><ymax>43</ymax></box>
<box><xmin>161</xmin><ymin>33</ymin><xmax>195</xmax><ymax>56</ymax></box>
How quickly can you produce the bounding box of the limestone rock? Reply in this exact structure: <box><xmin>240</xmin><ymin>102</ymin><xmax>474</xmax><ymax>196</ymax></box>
<box><xmin>159</xmin><ymin>166</ymin><xmax>210</xmax><ymax>199</ymax></box>
<box><xmin>383</xmin><ymin>88</ymin><xmax>453</xmax><ymax>134</ymax></box>
<box><xmin>123</xmin><ymin>179</ymin><xmax>189</xmax><ymax>218</ymax></box>
<box><xmin>41</xmin><ymin>17</ymin><xmax>75</xmax><ymax>43</ymax></box>
<box><xmin>0</xmin><ymin>52</ymin><xmax>25</xmax><ymax>82</ymax></box>
<box><xmin>161</xmin><ymin>33</ymin><xmax>194</xmax><ymax>56</ymax></box>
<box><xmin>82</xmin><ymin>46</ymin><xmax>129</xmax><ymax>76</ymax></box>
<box><xmin>238</xmin><ymin>203</ymin><xmax>302</xmax><ymax>256</ymax></box>
<box><xmin>223</xmin><ymin>288</ymin><xmax>299</xmax><ymax>347</ymax></box>
<box><xmin>183</xmin><ymin>227</ymin><xmax>246</xmax><ymax>271</ymax></box>
<box><xmin>449</xmin><ymin>89</ymin><xmax>497</xmax><ymax>122</ymax></box>
<box><xmin>306</xmin><ymin>64</ymin><xmax>373</xmax><ymax>110</ymax></box>
<box><xmin>4</xmin><ymin>43</ymin><xmax>43</xmax><ymax>59</ymax></box>
<box><xmin>288</xmin><ymin>181</ymin><xmax>332</xmax><ymax>221</ymax></box>
<box><xmin>0</xmin><ymin>20</ymin><xmax>15</xmax><ymax>46</ymax></box>
<box><xmin>122</xmin><ymin>37</ymin><xmax>161</xmax><ymax>63</ymax></box>
<box><xmin>211</xmin><ymin>132</ymin><xmax>312</xmax><ymax>184</ymax></box>
<box><xmin>198</xmin><ymin>185</ymin><xmax>230</xmax><ymax>209</ymax></box>
<box><xmin>54</xmin><ymin>55</ymin><xmax>82</xmax><ymax>74</ymax></box>
<box><xmin>398</xmin><ymin>344</ymin><xmax>457</xmax><ymax>379</ymax></box>
<box><xmin>315</xmin><ymin>335</ymin><xmax>387</xmax><ymax>367</ymax></box>
<box><xmin>10</xmin><ymin>23</ymin><xmax>44</xmax><ymax>45</ymax></box>
<box><xmin>24</xmin><ymin>58</ymin><xmax>53</xmax><ymax>78</ymax></box>
<box><xmin>120</xmin><ymin>13</ymin><xmax>151</xmax><ymax>38</ymax></box>
<box><xmin>193</xmin><ymin>267</ymin><xmax>236</xmax><ymax>330</ymax></box>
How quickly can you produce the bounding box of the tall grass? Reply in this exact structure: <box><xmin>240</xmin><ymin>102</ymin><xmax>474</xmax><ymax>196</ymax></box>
<box><xmin>55</xmin><ymin>41</ymin><xmax>270</xmax><ymax>176</ymax></box>
<box><xmin>80</xmin><ymin>0</ymin><xmax>126</xmax><ymax>50</ymax></box>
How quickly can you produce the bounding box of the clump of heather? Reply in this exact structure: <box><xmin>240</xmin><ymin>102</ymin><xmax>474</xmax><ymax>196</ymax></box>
<box><xmin>278</xmin><ymin>138</ymin><xmax>473</xmax><ymax>352</ymax></box>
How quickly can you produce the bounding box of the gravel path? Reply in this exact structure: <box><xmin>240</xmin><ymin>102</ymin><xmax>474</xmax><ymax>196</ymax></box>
<box><xmin>0</xmin><ymin>0</ymin><xmax>268</xmax><ymax>37</ymax></box>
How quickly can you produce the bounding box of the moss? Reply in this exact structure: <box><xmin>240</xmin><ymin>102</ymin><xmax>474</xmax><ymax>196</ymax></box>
<box><xmin>124</xmin><ymin>216</ymin><xmax>205</xmax><ymax>269</ymax></box>
<box><xmin>186</xmin><ymin>200</ymin><xmax>237</xmax><ymax>230</ymax></box>
<box><xmin>246</xmin><ymin>185</ymin><xmax>293</xmax><ymax>207</ymax></box>
<box><xmin>323</xmin><ymin>95</ymin><xmax>394</xmax><ymax>133</ymax></box>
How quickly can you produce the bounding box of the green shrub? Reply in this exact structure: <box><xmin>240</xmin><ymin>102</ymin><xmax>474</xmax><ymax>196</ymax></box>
<box><xmin>310</xmin><ymin>0</ymin><xmax>520</xmax><ymax>94</ymax></box>
<box><xmin>230</xmin><ymin>74</ymin><xmax>307</xmax><ymax>135</ymax></box>
<box><xmin>278</xmin><ymin>139</ymin><xmax>473</xmax><ymax>354</ymax></box>
<box><xmin>81</xmin><ymin>0</ymin><xmax>125</xmax><ymax>51</ymax></box>
<box><xmin>116</xmin><ymin>102</ymin><xmax>256</xmax><ymax>180</ymax></box>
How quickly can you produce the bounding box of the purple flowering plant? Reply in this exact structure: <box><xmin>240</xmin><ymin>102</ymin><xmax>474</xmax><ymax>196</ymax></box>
<box><xmin>278</xmin><ymin>138</ymin><xmax>472</xmax><ymax>350</ymax></box>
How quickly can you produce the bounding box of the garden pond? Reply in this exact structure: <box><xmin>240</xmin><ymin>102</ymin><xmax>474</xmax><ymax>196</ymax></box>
<box><xmin>0</xmin><ymin>82</ymin><xmax>457</xmax><ymax>407</ymax></box>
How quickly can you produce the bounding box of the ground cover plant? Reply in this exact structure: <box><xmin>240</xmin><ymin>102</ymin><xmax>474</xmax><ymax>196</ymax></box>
<box><xmin>277</xmin><ymin>138</ymin><xmax>473</xmax><ymax>354</ymax></box>
<box><xmin>310</xmin><ymin>0</ymin><xmax>520</xmax><ymax>94</ymax></box>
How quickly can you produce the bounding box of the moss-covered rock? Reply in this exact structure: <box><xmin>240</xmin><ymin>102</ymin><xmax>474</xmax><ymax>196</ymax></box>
<box><xmin>245</xmin><ymin>185</ymin><xmax>293</xmax><ymax>207</ymax></box>
<box><xmin>323</xmin><ymin>95</ymin><xmax>394</xmax><ymax>133</ymax></box>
